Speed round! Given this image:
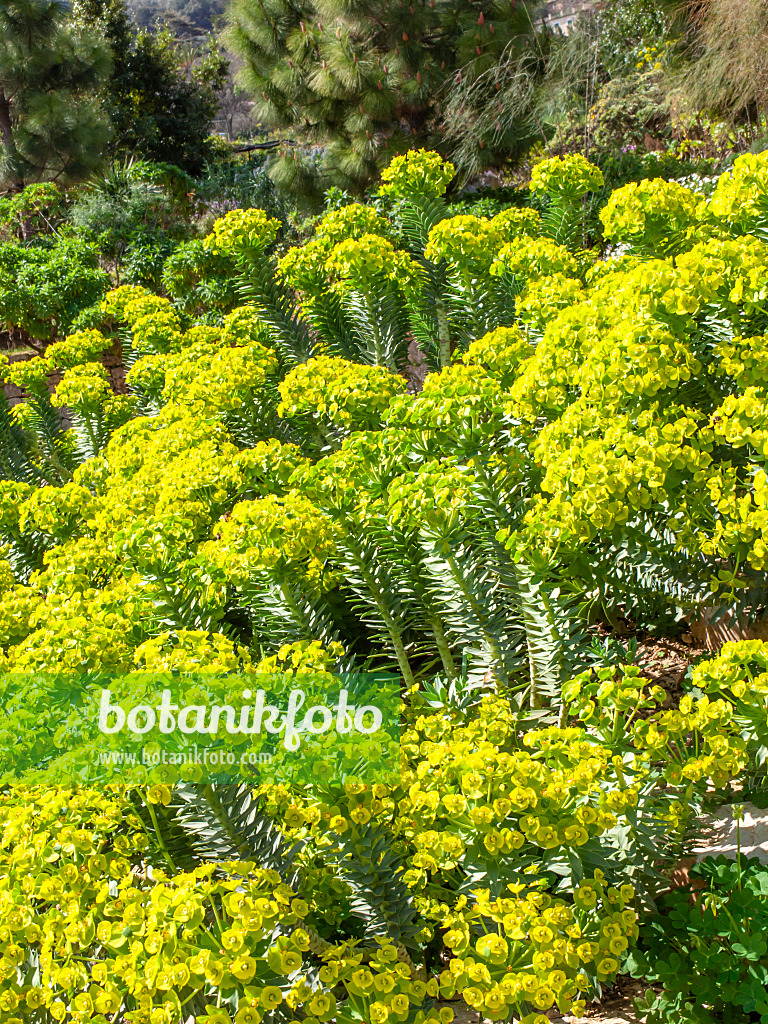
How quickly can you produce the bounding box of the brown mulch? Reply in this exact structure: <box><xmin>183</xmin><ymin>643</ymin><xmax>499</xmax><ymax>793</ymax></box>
<box><xmin>586</xmin><ymin>618</ymin><xmax>706</xmax><ymax>706</ymax></box>
<box><xmin>633</xmin><ymin>633</ymin><xmax>706</xmax><ymax>704</ymax></box>
<box><xmin>445</xmin><ymin>977</ymin><xmax>647</xmax><ymax>1023</ymax></box>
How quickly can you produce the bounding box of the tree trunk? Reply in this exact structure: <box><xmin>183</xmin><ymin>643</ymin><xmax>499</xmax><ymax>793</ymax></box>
<box><xmin>0</xmin><ymin>90</ymin><xmax>15</xmax><ymax>170</ymax></box>
<box><xmin>0</xmin><ymin>89</ymin><xmax>22</xmax><ymax>196</ymax></box>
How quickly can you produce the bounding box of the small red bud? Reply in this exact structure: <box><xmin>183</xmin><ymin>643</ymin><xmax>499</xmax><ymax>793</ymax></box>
<box><xmin>378</xmin><ymin>80</ymin><xmax>383</xmax><ymax>89</ymax></box>
<box><xmin>322</xmin><ymin>59</ymin><xmax>327</xmax><ymax>68</ymax></box>
<box><xmin>416</xmin><ymin>71</ymin><xmax>422</xmax><ymax>83</ymax></box>
<box><xmin>476</xmin><ymin>44</ymin><xmax>482</xmax><ymax>54</ymax></box>
<box><xmin>489</xmin><ymin>22</ymin><xmax>494</xmax><ymax>32</ymax></box>
<box><xmin>318</xmin><ymin>21</ymin><xmax>323</xmax><ymax>30</ymax></box>
<box><xmin>478</xmin><ymin>11</ymin><xmax>484</xmax><ymax>24</ymax></box>
<box><xmin>402</xmin><ymin>30</ymin><xmax>408</xmax><ymax>40</ymax></box>
<box><xmin>366</xmin><ymin>129</ymin><xmax>371</xmax><ymax>138</ymax></box>
<box><xmin>457</xmin><ymin>70</ymin><xmax>462</xmax><ymax>82</ymax></box>
<box><xmin>360</xmin><ymin>104</ymin><xmax>364</xmax><ymax>113</ymax></box>
<box><xmin>441</xmin><ymin>60</ymin><xmax>445</xmax><ymax>68</ymax></box>
<box><xmin>300</xmin><ymin>20</ymin><xmax>305</xmax><ymax>32</ymax></box>
<box><xmin>479</xmin><ymin>139</ymin><xmax>484</xmax><ymax>148</ymax></box>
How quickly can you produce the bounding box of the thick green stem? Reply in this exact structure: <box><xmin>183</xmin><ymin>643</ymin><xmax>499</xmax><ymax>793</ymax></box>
<box><xmin>346</xmin><ymin>548</ymin><xmax>416</xmax><ymax>687</ymax></box>
<box><xmin>363</xmin><ymin>291</ymin><xmax>385</xmax><ymax>366</ymax></box>
<box><xmin>143</xmin><ymin>798</ymin><xmax>178</xmax><ymax>873</ymax></box>
<box><xmin>426</xmin><ymin>612</ymin><xmax>458</xmax><ymax>681</ymax></box>
<box><xmin>444</xmin><ymin>552</ymin><xmax>508</xmax><ymax>685</ymax></box>
<box><xmin>435</xmin><ymin>296</ymin><xmax>451</xmax><ymax>370</ymax></box>
<box><xmin>278</xmin><ymin>580</ymin><xmax>323</xmax><ymax>641</ymax></box>
<box><xmin>428</xmin><ymin>614</ymin><xmax>456</xmax><ymax>679</ymax></box>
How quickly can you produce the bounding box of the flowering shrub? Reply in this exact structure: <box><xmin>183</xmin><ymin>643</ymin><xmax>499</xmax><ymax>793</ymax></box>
<box><xmin>490</xmin><ymin>237</ymin><xmax>581</xmax><ymax>283</ymax></box>
<box><xmin>0</xmin><ymin>148</ymin><xmax>768</xmax><ymax>1021</ymax></box>
<box><xmin>278</xmin><ymin>358</ymin><xmax>406</xmax><ymax>432</ymax></box>
<box><xmin>4</xmin><ymin>149</ymin><xmax>768</xmax><ymax>662</ymax></box>
<box><xmin>708</xmin><ymin>149</ymin><xmax>768</xmax><ymax>235</ymax></box>
<box><xmin>440</xmin><ymin>876</ymin><xmax>638</xmax><ymax>1020</ymax></box>
<box><xmin>0</xmin><ymin>647</ymin><xmax>758</xmax><ymax>1022</ymax></box>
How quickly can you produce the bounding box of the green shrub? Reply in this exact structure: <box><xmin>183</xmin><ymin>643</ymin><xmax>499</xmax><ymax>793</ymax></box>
<box><xmin>121</xmin><ymin>236</ymin><xmax>176</xmax><ymax>290</ymax></box>
<box><xmin>0</xmin><ymin>182</ymin><xmax>64</xmax><ymax>242</ymax></box>
<box><xmin>68</xmin><ymin>160</ymin><xmax>200</xmax><ymax>265</ymax></box>
<box><xmin>0</xmin><ymin>238</ymin><xmax>110</xmax><ymax>344</ymax></box>
<box><xmin>161</xmin><ymin>238</ymin><xmax>242</xmax><ymax>315</ymax></box>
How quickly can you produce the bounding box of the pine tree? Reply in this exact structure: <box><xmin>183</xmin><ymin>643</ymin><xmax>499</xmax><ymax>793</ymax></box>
<box><xmin>225</xmin><ymin>0</ymin><xmax>540</xmax><ymax>189</ymax></box>
<box><xmin>0</xmin><ymin>0</ymin><xmax>113</xmax><ymax>192</ymax></box>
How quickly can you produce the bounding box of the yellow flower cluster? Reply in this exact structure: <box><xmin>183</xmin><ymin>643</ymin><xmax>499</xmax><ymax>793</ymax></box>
<box><xmin>278</xmin><ymin>357</ymin><xmax>406</xmax><ymax>431</ymax></box>
<box><xmin>205</xmin><ymin>492</ymin><xmax>337</xmax><ymax>584</ymax></box>
<box><xmin>424</xmin><ymin>215</ymin><xmax>505</xmax><ymax>271</ymax></box>
<box><xmin>439</xmin><ymin>875</ymin><xmax>636</xmax><ymax>1020</ymax></box>
<box><xmin>379</xmin><ymin>150</ymin><xmax>456</xmax><ymax>198</ymax></box>
<box><xmin>529</xmin><ymin>154</ymin><xmax>604</xmax><ymax>201</ymax></box>
<box><xmin>708</xmin><ymin>150</ymin><xmax>768</xmax><ymax>232</ymax></box>
<box><xmin>325</xmin><ymin>234</ymin><xmax>421</xmax><ymax>295</ymax></box>
<box><xmin>315</xmin><ymin>203</ymin><xmax>391</xmax><ymax>244</ymax></box>
<box><xmin>491</xmin><ymin>237</ymin><xmax>580</xmax><ymax>283</ymax></box>
<box><xmin>204</xmin><ymin>208</ymin><xmax>282</xmax><ymax>257</ymax></box>
<box><xmin>600</xmin><ymin>178</ymin><xmax>703</xmax><ymax>251</ymax></box>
